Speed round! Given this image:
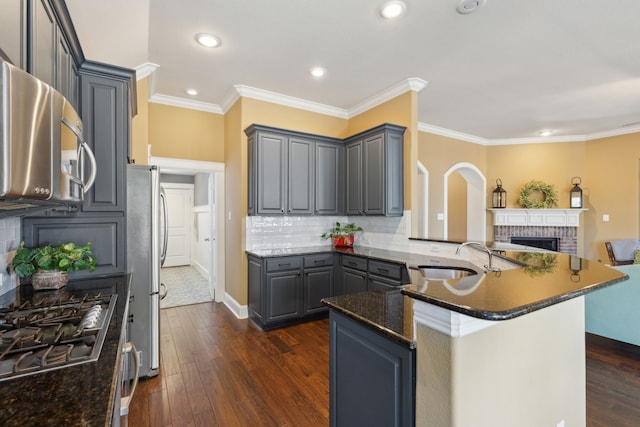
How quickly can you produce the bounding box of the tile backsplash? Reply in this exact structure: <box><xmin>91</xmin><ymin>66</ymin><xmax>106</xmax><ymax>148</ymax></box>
<box><xmin>245</xmin><ymin>212</ymin><xmax>411</xmax><ymax>251</ymax></box>
<box><xmin>0</xmin><ymin>217</ymin><xmax>21</xmax><ymax>293</ymax></box>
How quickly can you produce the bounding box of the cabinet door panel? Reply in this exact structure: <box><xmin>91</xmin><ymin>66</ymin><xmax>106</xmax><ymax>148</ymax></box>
<box><xmin>80</xmin><ymin>74</ymin><xmax>127</xmax><ymax>212</ymax></box>
<box><xmin>265</xmin><ymin>271</ymin><xmax>302</xmax><ymax>323</ymax></box>
<box><xmin>385</xmin><ymin>130</ymin><xmax>404</xmax><ymax>216</ymax></box>
<box><xmin>288</xmin><ymin>137</ymin><xmax>314</xmax><ymax>215</ymax></box>
<box><xmin>248</xmin><ymin>256</ymin><xmax>263</xmax><ymax>320</ymax></box>
<box><xmin>0</xmin><ymin>0</ymin><xmax>26</xmax><ymax>68</ymax></box>
<box><xmin>22</xmin><ymin>215</ymin><xmax>125</xmax><ymax>278</ymax></box>
<box><xmin>342</xmin><ymin>267</ymin><xmax>367</xmax><ymax>294</ymax></box>
<box><xmin>30</xmin><ymin>0</ymin><xmax>56</xmax><ymax>86</ymax></box>
<box><xmin>363</xmin><ymin>134</ymin><xmax>384</xmax><ymax>215</ymax></box>
<box><xmin>315</xmin><ymin>142</ymin><xmax>343</xmax><ymax>215</ymax></box>
<box><xmin>304</xmin><ymin>268</ymin><xmax>332</xmax><ymax>314</ymax></box>
<box><xmin>257</xmin><ymin>133</ymin><xmax>287</xmax><ymax>214</ymax></box>
<box><xmin>345</xmin><ymin>142</ymin><xmax>363</xmax><ymax>215</ymax></box>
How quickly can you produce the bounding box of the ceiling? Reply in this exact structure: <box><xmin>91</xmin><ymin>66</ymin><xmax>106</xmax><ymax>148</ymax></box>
<box><xmin>65</xmin><ymin>0</ymin><xmax>640</xmax><ymax>142</ymax></box>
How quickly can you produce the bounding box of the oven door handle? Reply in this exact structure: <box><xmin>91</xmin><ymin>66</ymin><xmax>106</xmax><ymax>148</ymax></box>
<box><xmin>120</xmin><ymin>341</ymin><xmax>140</xmax><ymax>417</ymax></box>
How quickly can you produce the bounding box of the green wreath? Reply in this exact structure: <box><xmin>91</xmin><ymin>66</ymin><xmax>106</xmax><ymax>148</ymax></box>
<box><xmin>518</xmin><ymin>180</ymin><xmax>558</xmax><ymax>209</ymax></box>
<box><xmin>518</xmin><ymin>252</ymin><xmax>558</xmax><ymax>277</ymax></box>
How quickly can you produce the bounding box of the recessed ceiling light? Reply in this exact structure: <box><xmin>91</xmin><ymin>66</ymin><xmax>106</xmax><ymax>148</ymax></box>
<box><xmin>380</xmin><ymin>1</ymin><xmax>406</xmax><ymax>19</ymax></box>
<box><xmin>456</xmin><ymin>0</ymin><xmax>486</xmax><ymax>14</ymax></box>
<box><xmin>195</xmin><ymin>33</ymin><xmax>221</xmax><ymax>48</ymax></box>
<box><xmin>186</xmin><ymin>88</ymin><xmax>199</xmax><ymax>96</ymax></box>
<box><xmin>310</xmin><ymin>67</ymin><xmax>326</xmax><ymax>78</ymax></box>
<box><xmin>540</xmin><ymin>130</ymin><xmax>553</xmax><ymax>137</ymax></box>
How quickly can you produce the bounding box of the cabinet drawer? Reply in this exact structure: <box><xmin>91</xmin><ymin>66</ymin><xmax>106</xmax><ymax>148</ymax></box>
<box><xmin>304</xmin><ymin>253</ymin><xmax>334</xmax><ymax>268</ymax></box>
<box><xmin>266</xmin><ymin>257</ymin><xmax>302</xmax><ymax>272</ymax></box>
<box><xmin>341</xmin><ymin>255</ymin><xmax>367</xmax><ymax>271</ymax></box>
<box><xmin>368</xmin><ymin>260</ymin><xmax>403</xmax><ymax>280</ymax></box>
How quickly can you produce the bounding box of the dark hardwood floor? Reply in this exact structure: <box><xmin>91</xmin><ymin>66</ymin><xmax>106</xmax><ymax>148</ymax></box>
<box><xmin>129</xmin><ymin>302</ymin><xmax>640</xmax><ymax>427</ymax></box>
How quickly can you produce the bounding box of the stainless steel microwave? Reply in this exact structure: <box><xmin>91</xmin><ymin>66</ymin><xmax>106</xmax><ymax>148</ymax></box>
<box><xmin>0</xmin><ymin>59</ymin><xmax>96</xmax><ymax>210</ymax></box>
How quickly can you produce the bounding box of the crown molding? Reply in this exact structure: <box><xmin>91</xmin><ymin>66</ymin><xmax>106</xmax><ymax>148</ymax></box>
<box><xmin>418</xmin><ymin>123</ymin><xmax>489</xmax><ymax>145</ymax></box>
<box><xmin>419</xmin><ymin>122</ymin><xmax>640</xmax><ymax>145</ymax></box>
<box><xmin>149</xmin><ymin>93</ymin><xmax>224</xmax><ymax>114</ymax></box>
<box><xmin>230</xmin><ymin>85</ymin><xmax>349</xmax><ymax>118</ymax></box>
<box><xmin>348</xmin><ymin>78</ymin><xmax>428</xmax><ymax>118</ymax></box>
<box><xmin>135</xmin><ymin>62</ymin><xmax>160</xmax><ymax>81</ymax></box>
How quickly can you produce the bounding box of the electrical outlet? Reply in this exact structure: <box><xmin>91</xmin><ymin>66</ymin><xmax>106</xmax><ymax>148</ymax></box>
<box><xmin>437</xmin><ymin>213</ymin><xmax>445</xmax><ymax>221</ymax></box>
<box><xmin>137</xmin><ymin>351</ymin><xmax>143</xmax><ymax>366</ymax></box>
<box><xmin>602</xmin><ymin>214</ymin><xmax>609</xmax><ymax>222</ymax></box>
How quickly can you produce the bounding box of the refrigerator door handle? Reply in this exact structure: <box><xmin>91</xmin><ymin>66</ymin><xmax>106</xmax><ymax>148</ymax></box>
<box><xmin>160</xmin><ymin>283</ymin><xmax>168</xmax><ymax>300</ymax></box>
<box><xmin>160</xmin><ymin>190</ymin><xmax>169</xmax><ymax>266</ymax></box>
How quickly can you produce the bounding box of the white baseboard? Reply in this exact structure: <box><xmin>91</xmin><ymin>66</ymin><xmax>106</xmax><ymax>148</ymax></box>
<box><xmin>224</xmin><ymin>293</ymin><xmax>249</xmax><ymax>319</ymax></box>
<box><xmin>192</xmin><ymin>260</ymin><xmax>209</xmax><ymax>280</ymax></box>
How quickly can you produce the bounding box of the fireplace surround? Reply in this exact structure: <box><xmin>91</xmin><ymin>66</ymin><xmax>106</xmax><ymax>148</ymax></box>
<box><xmin>490</xmin><ymin>209</ymin><xmax>586</xmax><ymax>255</ymax></box>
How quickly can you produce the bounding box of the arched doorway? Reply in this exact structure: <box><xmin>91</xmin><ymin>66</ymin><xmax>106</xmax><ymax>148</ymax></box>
<box><xmin>443</xmin><ymin>163</ymin><xmax>486</xmax><ymax>242</ymax></box>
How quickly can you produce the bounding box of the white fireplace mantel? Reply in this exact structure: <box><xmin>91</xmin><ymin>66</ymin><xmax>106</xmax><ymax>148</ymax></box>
<box><xmin>489</xmin><ymin>208</ymin><xmax>587</xmax><ymax>227</ymax></box>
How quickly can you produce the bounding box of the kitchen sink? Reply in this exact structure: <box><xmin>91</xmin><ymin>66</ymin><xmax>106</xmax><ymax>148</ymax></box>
<box><xmin>415</xmin><ymin>266</ymin><xmax>478</xmax><ymax>280</ymax></box>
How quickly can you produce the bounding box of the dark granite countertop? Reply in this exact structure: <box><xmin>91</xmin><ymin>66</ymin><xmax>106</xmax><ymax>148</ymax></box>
<box><xmin>323</xmin><ymin>290</ymin><xmax>416</xmax><ymax>349</ymax></box>
<box><xmin>249</xmin><ymin>243</ymin><xmax>628</xmax><ymax>346</ymax></box>
<box><xmin>0</xmin><ymin>274</ymin><xmax>130</xmax><ymax>427</ymax></box>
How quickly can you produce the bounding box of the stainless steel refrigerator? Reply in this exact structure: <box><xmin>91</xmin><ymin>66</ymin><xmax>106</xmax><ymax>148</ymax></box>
<box><xmin>126</xmin><ymin>165</ymin><xmax>168</xmax><ymax>378</ymax></box>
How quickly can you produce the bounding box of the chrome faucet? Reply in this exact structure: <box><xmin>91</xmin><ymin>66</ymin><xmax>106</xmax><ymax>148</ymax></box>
<box><xmin>456</xmin><ymin>241</ymin><xmax>501</xmax><ymax>273</ymax></box>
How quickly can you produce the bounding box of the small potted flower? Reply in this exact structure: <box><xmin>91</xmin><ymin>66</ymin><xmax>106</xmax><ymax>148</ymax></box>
<box><xmin>321</xmin><ymin>222</ymin><xmax>364</xmax><ymax>247</ymax></box>
<box><xmin>11</xmin><ymin>242</ymin><xmax>98</xmax><ymax>290</ymax></box>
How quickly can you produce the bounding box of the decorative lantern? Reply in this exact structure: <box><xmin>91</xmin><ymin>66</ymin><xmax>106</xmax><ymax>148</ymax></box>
<box><xmin>492</xmin><ymin>179</ymin><xmax>507</xmax><ymax>208</ymax></box>
<box><xmin>570</xmin><ymin>177</ymin><xmax>583</xmax><ymax>209</ymax></box>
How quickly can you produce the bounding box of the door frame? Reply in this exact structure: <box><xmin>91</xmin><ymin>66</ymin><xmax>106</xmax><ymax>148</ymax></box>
<box><xmin>149</xmin><ymin>155</ymin><xmax>225</xmax><ymax>303</ymax></box>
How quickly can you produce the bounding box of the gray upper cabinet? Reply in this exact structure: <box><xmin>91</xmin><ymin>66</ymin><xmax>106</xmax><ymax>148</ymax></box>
<box><xmin>288</xmin><ymin>136</ymin><xmax>315</xmax><ymax>215</ymax></box>
<box><xmin>30</xmin><ymin>0</ymin><xmax>56</xmax><ymax>86</ymax></box>
<box><xmin>246</xmin><ymin>125</ymin><xmax>342</xmax><ymax>216</ymax></box>
<box><xmin>345</xmin><ymin>124</ymin><xmax>405</xmax><ymax>216</ymax></box>
<box><xmin>0</xmin><ymin>1</ymin><xmax>27</xmax><ymax>68</ymax></box>
<box><xmin>315</xmin><ymin>141</ymin><xmax>343</xmax><ymax>215</ymax></box>
<box><xmin>247</xmin><ymin>123</ymin><xmax>403</xmax><ymax>217</ymax></box>
<box><xmin>252</xmin><ymin>130</ymin><xmax>288</xmax><ymax>215</ymax></box>
<box><xmin>78</xmin><ymin>62</ymin><xmax>132</xmax><ymax>213</ymax></box>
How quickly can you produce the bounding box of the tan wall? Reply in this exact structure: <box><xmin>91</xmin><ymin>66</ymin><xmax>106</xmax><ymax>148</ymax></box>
<box><xmin>223</xmin><ymin>99</ymin><xmax>245</xmax><ymax>305</ymax></box>
<box><xmin>148</xmin><ymin>103</ymin><xmax>225</xmax><ymax>162</ymax></box>
<box><xmin>447</xmin><ymin>172</ymin><xmax>467</xmax><ymax>241</ymax></box>
<box><xmin>486</xmin><ymin>141</ymin><xmax>587</xmax><ymax>209</ymax></box>
<box><xmin>585</xmin><ymin>133</ymin><xmax>640</xmax><ymax>261</ymax></box>
<box><xmin>418</xmin><ymin>132</ymin><xmax>487</xmax><ymax>238</ymax></box>
<box><xmin>130</xmin><ymin>77</ymin><xmax>149</xmax><ymax>165</ymax></box>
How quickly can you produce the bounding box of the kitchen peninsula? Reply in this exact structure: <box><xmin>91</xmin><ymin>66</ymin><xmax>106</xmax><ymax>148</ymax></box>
<box><xmin>251</xmin><ymin>241</ymin><xmax>628</xmax><ymax>427</ymax></box>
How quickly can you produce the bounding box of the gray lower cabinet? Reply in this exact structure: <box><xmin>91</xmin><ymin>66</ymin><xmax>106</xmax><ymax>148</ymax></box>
<box><xmin>330</xmin><ymin>310</ymin><xmax>415</xmax><ymax>427</ymax></box>
<box><xmin>21</xmin><ymin>215</ymin><xmax>125</xmax><ymax>278</ymax></box>
<box><xmin>341</xmin><ymin>255</ymin><xmax>368</xmax><ymax>294</ymax></box>
<box><xmin>345</xmin><ymin>124</ymin><xmax>405</xmax><ymax>216</ymax></box>
<box><xmin>368</xmin><ymin>259</ymin><xmax>407</xmax><ymax>290</ymax></box>
<box><xmin>248</xmin><ymin>253</ymin><xmax>335</xmax><ymax>330</ymax></box>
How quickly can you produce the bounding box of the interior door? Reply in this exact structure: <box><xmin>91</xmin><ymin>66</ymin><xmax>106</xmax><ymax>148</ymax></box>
<box><xmin>162</xmin><ymin>185</ymin><xmax>193</xmax><ymax>267</ymax></box>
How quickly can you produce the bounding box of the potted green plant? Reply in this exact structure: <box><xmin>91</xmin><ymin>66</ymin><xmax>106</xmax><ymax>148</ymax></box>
<box><xmin>321</xmin><ymin>222</ymin><xmax>364</xmax><ymax>247</ymax></box>
<box><xmin>11</xmin><ymin>242</ymin><xmax>98</xmax><ymax>290</ymax></box>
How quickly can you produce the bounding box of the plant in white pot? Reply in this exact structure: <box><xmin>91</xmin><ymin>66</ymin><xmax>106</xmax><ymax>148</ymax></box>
<box><xmin>11</xmin><ymin>242</ymin><xmax>97</xmax><ymax>290</ymax></box>
<box><xmin>321</xmin><ymin>222</ymin><xmax>363</xmax><ymax>247</ymax></box>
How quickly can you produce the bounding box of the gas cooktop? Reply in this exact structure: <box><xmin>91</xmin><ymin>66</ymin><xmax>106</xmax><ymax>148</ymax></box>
<box><xmin>0</xmin><ymin>293</ymin><xmax>116</xmax><ymax>381</ymax></box>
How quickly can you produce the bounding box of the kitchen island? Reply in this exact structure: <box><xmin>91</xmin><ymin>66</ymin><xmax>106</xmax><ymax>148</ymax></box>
<box><xmin>0</xmin><ymin>275</ymin><xmax>130</xmax><ymax>426</ymax></box>
<box><xmin>320</xmin><ymin>242</ymin><xmax>628</xmax><ymax>427</ymax></box>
